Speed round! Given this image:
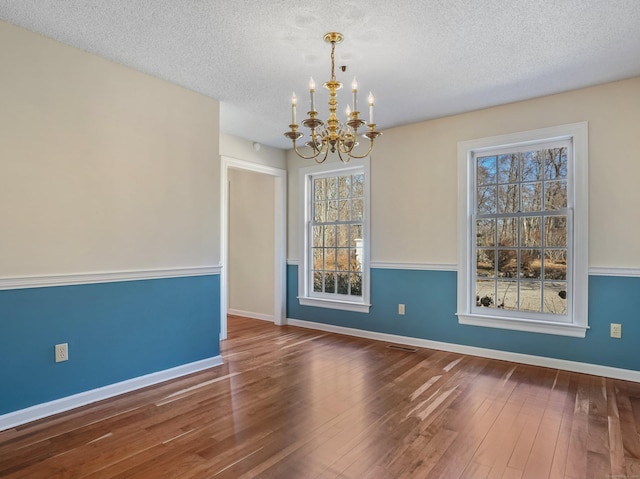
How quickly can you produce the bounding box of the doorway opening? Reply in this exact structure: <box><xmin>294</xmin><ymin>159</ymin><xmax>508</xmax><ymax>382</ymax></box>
<box><xmin>220</xmin><ymin>156</ymin><xmax>286</xmax><ymax>340</ymax></box>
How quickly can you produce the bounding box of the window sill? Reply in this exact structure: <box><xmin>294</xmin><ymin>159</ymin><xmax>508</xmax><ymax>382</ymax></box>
<box><xmin>298</xmin><ymin>296</ymin><xmax>371</xmax><ymax>313</ymax></box>
<box><xmin>457</xmin><ymin>313</ymin><xmax>587</xmax><ymax>338</ymax></box>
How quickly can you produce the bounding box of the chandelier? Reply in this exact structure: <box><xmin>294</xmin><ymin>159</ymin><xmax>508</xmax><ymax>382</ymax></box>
<box><xmin>284</xmin><ymin>32</ymin><xmax>381</xmax><ymax>163</ymax></box>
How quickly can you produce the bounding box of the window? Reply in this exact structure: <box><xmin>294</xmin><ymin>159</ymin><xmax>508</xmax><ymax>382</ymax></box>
<box><xmin>457</xmin><ymin>123</ymin><xmax>588</xmax><ymax>337</ymax></box>
<box><xmin>299</xmin><ymin>158</ymin><xmax>370</xmax><ymax>312</ymax></box>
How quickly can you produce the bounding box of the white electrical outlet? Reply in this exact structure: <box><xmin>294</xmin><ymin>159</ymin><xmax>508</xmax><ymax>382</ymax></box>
<box><xmin>398</xmin><ymin>304</ymin><xmax>405</xmax><ymax>315</ymax></box>
<box><xmin>55</xmin><ymin>343</ymin><xmax>68</xmax><ymax>362</ymax></box>
<box><xmin>610</xmin><ymin>323</ymin><xmax>622</xmax><ymax>339</ymax></box>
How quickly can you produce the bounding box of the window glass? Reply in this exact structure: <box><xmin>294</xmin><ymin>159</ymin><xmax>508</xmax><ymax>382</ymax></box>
<box><xmin>473</xmin><ymin>146</ymin><xmax>570</xmax><ymax>319</ymax></box>
<box><xmin>309</xmin><ymin>171</ymin><xmax>365</xmax><ymax>299</ymax></box>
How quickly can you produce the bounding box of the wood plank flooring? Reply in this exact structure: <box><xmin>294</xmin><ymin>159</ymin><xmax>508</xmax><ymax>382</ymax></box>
<box><xmin>2</xmin><ymin>315</ymin><xmax>640</xmax><ymax>478</ymax></box>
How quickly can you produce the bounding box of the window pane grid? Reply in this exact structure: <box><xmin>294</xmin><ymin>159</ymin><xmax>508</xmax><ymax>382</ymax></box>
<box><xmin>310</xmin><ymin>173</ymin><xmax>364</xmax><ymax>298</ymax></box>
<box><xmin>474</xmin><ymin>147</ymin><xmax>569</xmax><ymax>317</ymax></box>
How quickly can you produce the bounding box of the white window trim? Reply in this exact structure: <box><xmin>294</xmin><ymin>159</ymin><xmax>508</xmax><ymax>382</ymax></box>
<box><xmin>457</xmin><ymin>122</ymin><xmax>588</xmax><ymax>337</ymax></box>
<box><xmin>298</xmin><ymin>158</ymin><xmax>371</xmax><ymax>313</ymax></box>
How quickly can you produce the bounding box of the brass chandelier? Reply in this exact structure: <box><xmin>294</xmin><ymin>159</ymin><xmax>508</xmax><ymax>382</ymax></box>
<box><xmin>284</xmin><ymin>32</ymin><xmax>381</xmax><ymax>163</ymax></box>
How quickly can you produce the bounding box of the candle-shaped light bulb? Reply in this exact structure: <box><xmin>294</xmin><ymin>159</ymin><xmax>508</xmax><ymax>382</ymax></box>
<box><xmin>291</xmin><ymin>92</ymin><xmax>297</xmax><ymax>124</ymax></box>
<box><xmin>309</xmin><ymin>77</ymin><xmax>316</xmax><ymax>112</ymax></box>
<box><xmin>346</xmin><ymin>105</ymin><xmax>352</xmax><ymax>118</ymax></box>
<box><xmin>368</xmin><ymin>91</ymin><xmax>374</xmax><ymax>125</ymax></box>
<box><xmin>351</xmin><ymin>77</ymin><xmax>358</xmax><ymax>112</ymax></box>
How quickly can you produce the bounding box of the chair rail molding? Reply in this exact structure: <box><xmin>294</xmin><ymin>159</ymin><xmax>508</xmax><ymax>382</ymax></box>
<box><xmin>0</xmin><ymin>266</ymin><xmax>222</xmax><ymax>290</ymax></box>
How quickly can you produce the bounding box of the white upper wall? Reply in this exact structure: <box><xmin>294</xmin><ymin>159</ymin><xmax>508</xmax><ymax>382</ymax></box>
<box><xmin>0</xmin><ymin>21</ymin><xmax>220</xmax><ymax>276</ymax></box>
<box><xmin>287</xmin><ymin>77</ymin><xmax>640</xmax><ymax>269</ymax></box>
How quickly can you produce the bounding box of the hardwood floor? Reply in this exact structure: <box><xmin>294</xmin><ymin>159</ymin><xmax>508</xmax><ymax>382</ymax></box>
<box><xmin>2</xmin><ymin>315</ymin><xmax>640</xmax><ymax>478</ymax></box>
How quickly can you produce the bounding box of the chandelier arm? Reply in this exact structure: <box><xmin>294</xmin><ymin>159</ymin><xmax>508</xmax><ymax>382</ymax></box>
<box><xmin>346</xmin><ymin>139</ymin><xmax>376</xmax><ymax>160</ymax></box>
<box><xmin>337</xmin><ymin>141</ymin><xmax>354</xmax><ymax>155</ymax></box>
<box><xmin>310</xmin><ymin>130</ymin><xmax>322</xmax><ymax>152</ymax></box>
<box><xmin>337</xmin><ymin>132</ymin><xmax>357</xmax><ymax>155</ymax></box>
<box><xmin>292</xmin><ymin>141</ymin><xmax>324</xmax><ymax>160</ymax></box>
<box><xmin>316</xmin><ymin>147</ymin><xmax>330</xmax><ymax>164</ymax></box>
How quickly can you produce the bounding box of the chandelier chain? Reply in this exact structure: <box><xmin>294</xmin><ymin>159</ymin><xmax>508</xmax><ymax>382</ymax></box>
<box><xmin>330</xmin><ymin>40</ymin><xmax>336</xmax><ymax>82</ymax></box>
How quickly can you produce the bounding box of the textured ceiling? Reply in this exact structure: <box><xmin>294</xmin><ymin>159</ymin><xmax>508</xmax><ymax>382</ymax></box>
<box><xmin>1</xmin><ymin>1</ymin><xmax>640</xmax><ymax>149</ymax></box>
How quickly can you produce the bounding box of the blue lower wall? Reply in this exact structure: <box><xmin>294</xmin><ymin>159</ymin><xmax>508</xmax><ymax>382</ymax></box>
<box><xmin>287</xmin><ymin>265</ymin><xmax>638</xmax><ymax>372</ymax></box>
<box><xmin>0</xmin><ymin>274</ymin><xmax>220</xmax><ymax>415</ymax></box>
<box><xmin>4</xmin><ymin>268</ymin><xmax>635</xmax><ymax>416</ymax></box>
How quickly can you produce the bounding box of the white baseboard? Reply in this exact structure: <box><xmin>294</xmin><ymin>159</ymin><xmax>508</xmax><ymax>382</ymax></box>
<box><xmin>286</xmin><ymin>318</ymin><xmax>640</xmax><ymax>383</ymax></box>
<box><xmin>227</xmin><ymin>309</ymin><xmax>274</xmax><ymax>322</ymax></box>
<box><xmin>0</xmin><ymin>356</ymin><xmax>223</xmax><ymax>432</ymax></box>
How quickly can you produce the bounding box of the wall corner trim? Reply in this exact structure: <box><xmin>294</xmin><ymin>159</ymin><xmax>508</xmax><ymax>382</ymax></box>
<box><xmin>0</xmin><ymin>266</ymin><xmax>222</xmax><ymax>290</ymax></box>
<box><xmin>286</xmin><ymin>318</ymin><xmax>640</xmax><ymax>383</ymax></box>
<box><xmin>0</xmin><ymin>356</ymin><xmax>223</xmax><ymax>432</ymax></box>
